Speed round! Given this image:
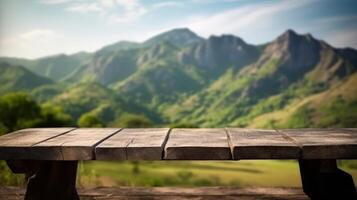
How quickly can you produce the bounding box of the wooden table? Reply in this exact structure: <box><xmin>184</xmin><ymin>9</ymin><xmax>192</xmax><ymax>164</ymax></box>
<box><xmin>0</xmin><ymin>128</ymin><xmax>356</xmax><ymax>200</ymax></box>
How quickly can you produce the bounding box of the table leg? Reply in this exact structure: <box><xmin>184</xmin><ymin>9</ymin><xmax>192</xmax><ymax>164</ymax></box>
<box><xmin>6</xmin><ymin>160</ymin><xmax>79</xmax><ymax>200</ymax></box>
<box><xmin>298</xmin><ymin>159</ymin><xmax>356</xmax><ymax>200</ymax></box>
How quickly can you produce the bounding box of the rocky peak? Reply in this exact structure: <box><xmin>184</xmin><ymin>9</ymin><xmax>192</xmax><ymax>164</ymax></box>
<box><xmin>143</xmin><ymin>28</ymin><xmax>204</xmax><ymax>48</ymax></box>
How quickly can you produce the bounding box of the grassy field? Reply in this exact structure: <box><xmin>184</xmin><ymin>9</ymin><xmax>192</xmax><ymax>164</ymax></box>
<box><xmin>77</xmin><ymin>160</ymin><xmax>357</xmax><ymax>188</ymax></box>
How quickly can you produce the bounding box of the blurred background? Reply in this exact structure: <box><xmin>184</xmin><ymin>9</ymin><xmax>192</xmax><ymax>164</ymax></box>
<box><xmin>0</xmin><ymin>0</ymin><xmax>356</xmax><ymax>188</ymax></box>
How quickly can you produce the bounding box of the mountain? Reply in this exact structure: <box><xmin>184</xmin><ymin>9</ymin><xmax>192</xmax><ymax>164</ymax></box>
<box><xmin>1</xmin><ymin>28</ymin><xmax>357</xmax><ymax>128</ymax></box>
<box><xmin>178</xmin><ymin>34</ymin><xmax>260</xmax><ymax>80</ymax></box>
<box><xmin>143</xmin><ymin>28</ymin><xmax>204</xmax><ymax>48</ymax></box>
<box><xmin>164</xmin><ymin>29</ymin><xmax>357</xmax><ymax>127</ymax></box>
<box><xmin>96</xmin><ymin>41</ymin><xmax>141</xmax><ymax>55</ymax></box>
<box><xmin>0</xmin><ymin>52</ymin><xmax>91</xmax><ymax>82</ymax></box>
<box><xmin>0</xmin><ymin>62</ymin><xmax>52</xmax><ymax>94</ymax></box>
<box><xmin>112</xmin><ymin>35</ymin><xmax>261</xmax><ymax>109</ymax></box>
<box><xmin>71</xmin><ymin>48</ymin><xmax>140</xmax><ymax>85</ymax></box>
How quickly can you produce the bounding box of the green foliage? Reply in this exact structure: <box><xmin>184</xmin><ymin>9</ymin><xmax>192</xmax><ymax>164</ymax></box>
<box><xmin>50</xmin><ymin>82</ymin><xmax>122</xmax><ymax>121</ymax></box>
<box><xmin>177</xmin><ymin>170</ymin><xmax>193</xmax><ymax>183</ymax></box>
<box><xmin>112</xmin><ymin>113</ymin><xmax>153</xmax><ymax>128</ymax></box>
<box><xmin>0</xmin><ymin>92</ymin><xmax>72</xmax><ymax>133</ymax></box>
<box><xmin>131</xmin><ymin>161</ymin><xmax>140</xmax><ymax>174</ymax></box>
<box><xmin>78</xmin><ymin>113</ymin><xmax>104</xmax><ymax>128</ymax></box>
<box><xmin>0</xmin><ymin>92</ymin><xmax>41</xmax><ymax>132</ymax></box>
<box><xmin>278</xmin><ymin>96</ymin><xmax>357</xmax><ymax>129</ymax></box>
<box><xmin>170</xmin><ymin>123</ymin><xmax>198</xmax><ymax>128</ymax></box>
<box><xmin>0</xmin><ymin>161</ymin><xmax>24</xmax><ymax>186</ymax></box>
<box><xmin>31</xmin><ymin>84</ymin><xmax>64</xmax><ymax>103</ymax></box>
<box><xmin>284</xmin><ymin>105</ymin><xmax>313</xmax><ymax>128</ymax></box>
<box><xmin>35</xmin><ymin>105</ymin><xmax>72</xmax><ymax>127</ymax></box>
<box><xmin>316</xmin><ymin>96</ymin><xmax>357</xmax><ymax>128</ymax></box>
<box><xmin>116</xmin><ymin>63</ymin><xmax>202</xmax><ymax>108</ymax></box>
<box><xmin>257</xmin><ymin>59</ymin><xmax>279</xmax><ymax>78</ymax></box>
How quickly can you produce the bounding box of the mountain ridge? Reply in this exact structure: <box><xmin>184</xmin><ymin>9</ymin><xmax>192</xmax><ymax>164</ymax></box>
<box><xmin>1</xmin><ymin>28</ymin><xmax>357</xmax><ymax>127</ymax></box>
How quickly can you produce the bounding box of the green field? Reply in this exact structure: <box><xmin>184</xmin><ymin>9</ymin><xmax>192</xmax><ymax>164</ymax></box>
<box><xmin>1</xmin><ymin>159</ymin><xmax>357</xmax><ymax>187</ymax></box>
<box><xmin>77</xmin><ymin>160</ymin><xmax>357</xmax><ymax>188</ymax></box>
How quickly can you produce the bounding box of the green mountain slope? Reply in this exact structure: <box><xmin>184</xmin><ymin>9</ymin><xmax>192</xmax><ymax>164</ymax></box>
<box><xmin>0</xmin><ymin>62</ymin><xmax>53</xmax><ymax>94</ymax></box>
<box><xmin>0</xmin><ymin>52</ymin><xmax>91</xmax><ymax>82</ymax></box>
<box><xmin>47</xmin><ymin>82</ymin><xmax>122</xmax><ymax>122</ymax></box>
<box><xmin>1</xmin><ymin>28</ymin><xmax>357</xmax><ymax>128</ymax></box>
<box><xmin>247</xmin><ymin>73</ymin><xmax>357</xmax><ymax>128</ymax></box>
<box><xmin>112</xmin><ymin>35</ymin><xmax>260</xmax><ymax>110</ymax></box>
<box><xmin>164</xmin><ymin>30</ymin><xmax>357</xmax><ymax>127</ymax></box>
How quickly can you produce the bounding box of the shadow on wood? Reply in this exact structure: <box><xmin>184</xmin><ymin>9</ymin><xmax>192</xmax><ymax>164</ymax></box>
<box><xmin>299</xmin><ymin>159</ymin><xmax>357</xmax><ymax>200</ymax></box>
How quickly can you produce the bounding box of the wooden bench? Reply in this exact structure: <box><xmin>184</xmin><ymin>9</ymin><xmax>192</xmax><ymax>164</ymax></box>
<box><xmin>0</xmin><ymin>128</ymin><xmax>356</xmax><ymax>200</ymax></box>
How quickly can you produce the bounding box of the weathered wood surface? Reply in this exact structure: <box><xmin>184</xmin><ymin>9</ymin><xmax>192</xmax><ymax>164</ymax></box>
<box><xmin>0</xmin><ymin>187</ymin><xmax>309</xmax><ymax>200</ymax></box>
<box><xmin>96</xmin><ymin>128</ymin><xmax>170</xmax><ymax>160</ymax></box>
<box><xmin>279</xmin><ymin>128</ymin><xmax>357</xmax><ymax>159</ymax></box>
<box><xmin>0</xmin><ymin>128</ymin><xmax>356</xmax><ymax>160</ymax></box>
<box><xmin>34</xmin><ymin>128</ymin><xmax>121</xmax><ymax>160</ymax></box>
<box><xmin>164</xmin><ymin>128</ymin><xmax>232</xmax><ymax>160</ymax></box>
<box><xmin>227</xmin><ymin>129</ymin><xmax>300</xmax><ymax>159</ymax></box>
<box><xmin>0</xmin><ymin>128</ymin><xmax>74</xmax><ymax>160</ymax></box>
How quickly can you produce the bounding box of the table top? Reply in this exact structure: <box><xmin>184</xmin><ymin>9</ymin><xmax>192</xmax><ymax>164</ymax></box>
<box><xmin>0</xmin><ymin>128</ymin><xmax>356</xmax><ymax>160</ymax></box>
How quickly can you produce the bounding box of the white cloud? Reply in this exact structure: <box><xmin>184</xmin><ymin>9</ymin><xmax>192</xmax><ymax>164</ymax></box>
<box><xmin>40</xmin><ymin>0</ymin><xmax>186</xmax><ymax>24</ymax></box>
<box><xmin>151</xmin><ymin>1</ymin><xmax>183</xmax><ymax>9</ymax></box>
<box><xmin>99</xmin><ymin>0</ymin><xmax>117</xmax><ymax>8</ymax></box>
<box><xmin>328</xmin><ymin>28</ymin><xmax>357</xmax><ymax>48</ymax></box>
<box><xmin>190</xmin><ymin>0</ymin><xmax>242</xmax><ymax>3</ymax></box>
<box><xmin>184</xmin><ymin>0</ymin><xmax>312</xmax><ymax>37</ymax></box>
<box><xmin>0</xmin><ymin>29</ymin><xmax>62</xmax><ymax>58</ymax></box>
<box><xmin>297</xmin><ymin>15</ymin><xmax>357</xmax><ymax>48</ymax></box>
<box><xmin>109</xmin><ymin>0</ymin><xmax>147</xmax><ymax>23</ymax></box>
<box><xmin>39</xmin><ymin>0</ymin><xmax>76</xmax><ymax>5</ymax></box>
<box><xmin>66</xmin><ymin>2</ymin><xmax>104</xmax><ymax>14</ymax></box>
<box><xmin>42</xmin><ymin>0</ymin><xmax>148</xmax><ymax>23</ymax></box>
<box><xmin>19</xmin><ymin>29</ymin><xmax>57</xmax><ymax>41</ymax></box>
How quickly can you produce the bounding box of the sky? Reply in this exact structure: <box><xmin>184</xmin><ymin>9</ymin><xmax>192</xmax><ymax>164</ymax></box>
<box><xmin>0</xmin><ymin>0</ymin><xmax>356</xmax><ymax>59</ymax></box>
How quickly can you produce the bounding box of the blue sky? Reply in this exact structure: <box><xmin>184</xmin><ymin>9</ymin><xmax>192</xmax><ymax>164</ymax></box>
<box><xmin>0</xmin><ymin>0</ymin><xmax>356</xmax><ymax>58</ymax></box>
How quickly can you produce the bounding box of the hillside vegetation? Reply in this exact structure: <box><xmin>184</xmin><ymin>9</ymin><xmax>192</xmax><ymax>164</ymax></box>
<box><xmin>1</xmin><ymin>28</ymin><xmax>356</xmax><ymax>128</ymax></box>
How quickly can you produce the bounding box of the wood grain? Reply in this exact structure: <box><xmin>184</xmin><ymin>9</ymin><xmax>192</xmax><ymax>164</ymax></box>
<box><xmin>95</xmin><ymin>128</ymin><xmax>170</xmax><ymax>160</ymax></box>
<box><xmin>279</xmin><ymin>128</ymin><xmax>357</xmax><ymax>159</ymax></box>
<box><xmin>164</xmin><ymin>128</ymin><xmax>232</xmax><ymax>160</ymax></box>
<box><xmin>227</xmin><ymin>128</ymin><xmax>300</xmax><ymax>159</ymax></box>
<box><xmin>0</xmin><ymin>128</ymin><xmax>74</xmax><ymax>160</ymax></box>
<box><xmin>1</xmin><ymin>128</ymin><xmax>356</xmax><ymax>160</ymax></box>
<box><xmin>33</xmin><ymin>128</ymin><xmax>121</xmax><ymax>160</ymax></box>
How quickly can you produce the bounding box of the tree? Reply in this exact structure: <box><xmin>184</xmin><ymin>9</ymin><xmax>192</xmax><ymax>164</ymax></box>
<box><xmin>35</xmin><ymin>105</ymin><xmax>72</xmax><ymax>127</ymax></box>
<box><xmin>120</xmin><ymin>114</ymin><xmax>153</xmax><ymax>128</ymax></box>
<box><xmin>0</xmin><ymin>92</ymin><xmax>73</xmax><ymax>134</ymax></box>
<box><xmin>78</xmin><ymin>113</ymin><xmax>104</xmax><ymax>127</ymax></box>
<box><xmin>0</xmin><ymin>92</ymin><xmax>40</xmax><ymax>132</ymax></box>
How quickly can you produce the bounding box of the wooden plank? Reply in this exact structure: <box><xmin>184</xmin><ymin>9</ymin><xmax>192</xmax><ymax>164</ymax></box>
<box><xmin>279</xmin><ymin>128</ymin><xmax>357</xmax><ymax>159</ymax></box>
<box><xmin>227</xmin><ymin>128</ymin><xmax>300</xmax><ymax>159</ymax></box>
<box><xmin>164</xmin><ymin>128</ymin><xmax>232</xmax><ymax>160</ymax></box>
<box><xmin>95</xmin><ymin>128</ymin><xmax>170</xmax><ymax>160</ymax></box>
<box><xmin>33</xmin><ymin>128</ymin><xmax>121</xmax><ymax>160</ymax></box>
<box><xmin>0</xmin><ymin>128</ymin><xmax>74</xmax><ymax>160</ymax></box>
